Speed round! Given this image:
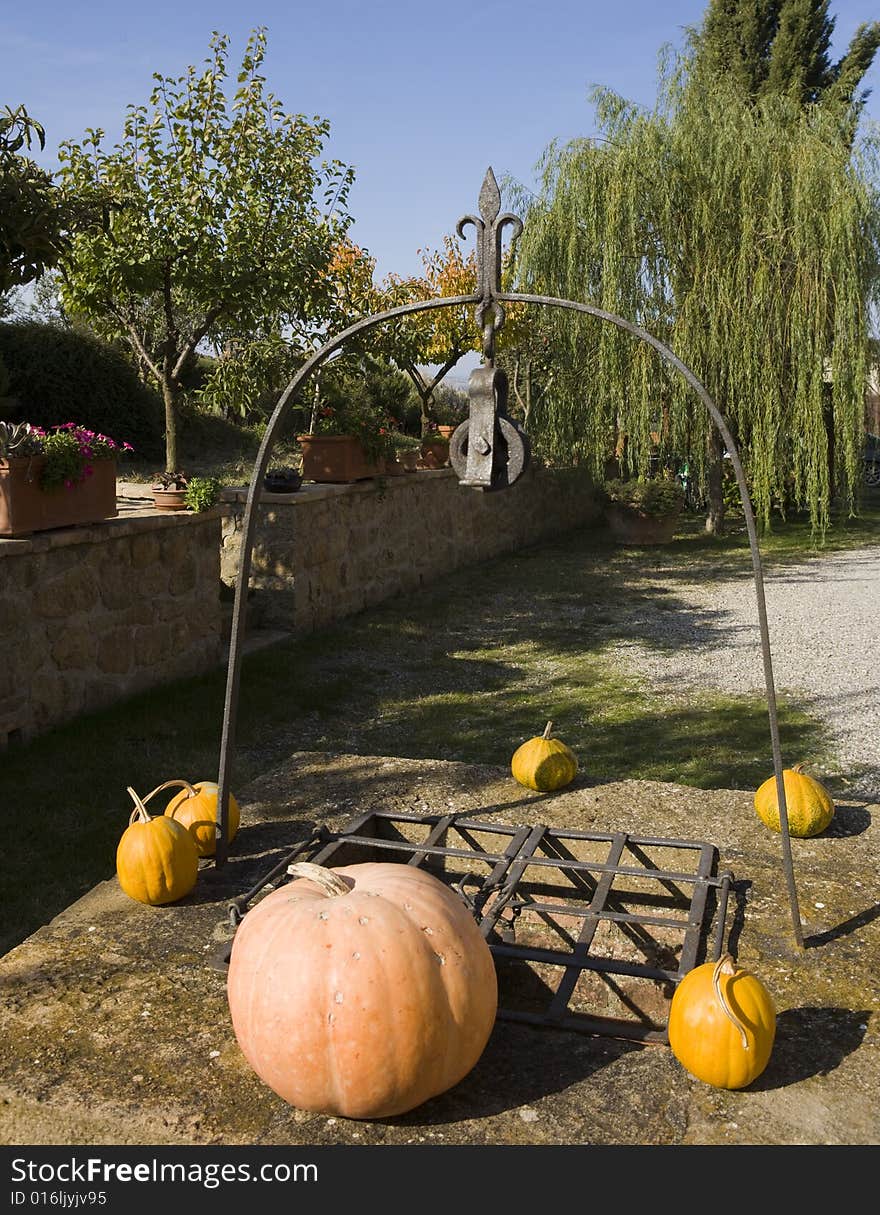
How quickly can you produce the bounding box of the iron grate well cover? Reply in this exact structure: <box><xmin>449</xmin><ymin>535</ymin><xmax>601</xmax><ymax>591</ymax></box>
<box><xmin>221</xmin><ymin>808</ymin><xmax>733</xmax><ymax>1045</ymax></box>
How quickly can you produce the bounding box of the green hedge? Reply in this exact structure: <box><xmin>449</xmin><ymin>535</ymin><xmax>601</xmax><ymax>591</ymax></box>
<box><xmin>0</xmin><ymin>322</ymin><xmax>165</xmax><ymax>461</ymax></box>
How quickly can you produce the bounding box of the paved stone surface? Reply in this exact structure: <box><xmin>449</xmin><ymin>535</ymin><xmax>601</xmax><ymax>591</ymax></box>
<box><xmin>1</xmin><ymin>751</ymin><xmax>877</xmax><ymax>1146</ymax></box>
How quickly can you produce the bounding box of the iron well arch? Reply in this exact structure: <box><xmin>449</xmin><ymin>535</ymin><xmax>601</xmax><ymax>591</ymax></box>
<box><xmin>215</xmin><ymin>169</ymin><xmax>805</xmax><ymax>948</ymax></box>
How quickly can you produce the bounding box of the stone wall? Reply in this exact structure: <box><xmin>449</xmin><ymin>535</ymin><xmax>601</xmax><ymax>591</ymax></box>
<box><xmin>221</xmin><ymin>465</ymin><xmax>601</xmax><ymax>634</ymax></box>
<box><xmin>0</xmin><ymin>510</ymin><xmax>222</xmax><ymax>747</ymax></box>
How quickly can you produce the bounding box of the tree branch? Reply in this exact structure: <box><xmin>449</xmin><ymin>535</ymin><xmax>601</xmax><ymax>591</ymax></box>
<box><xmin>106</xmin><ymin>300</ymin><xmax>162</xmax><ymax>382</ymax></box>
<box><xmin>402</xmin><ymin>363</ymin><xmax>428</xmax><ymax>396</ymax></box>
<box><xmin>426</xmin><ymin>347</ymin><xmax>464</xmax><ymax>395</ymax></box>
<box><xmin>171</xmin><ymin>302</ymin><xmax>227</xmax><ymax>381</ymax></box>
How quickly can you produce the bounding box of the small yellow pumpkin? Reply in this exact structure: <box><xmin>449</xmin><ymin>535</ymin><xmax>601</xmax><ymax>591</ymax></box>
<box><xmin>667</xmin><ymin>953</ymin><xmax>776</xmax><ymax>1089</ymax></box>
<box><xmin>511</xmin><ymin>720</ymin><xmax>578</xmax><ymax>792</ymax></box>
<box><xmin>134</xmin><ymin>778</ymin><xmax>240</xmax><ymax>856</ymax></box>
<box><xmin>116</xmin><ymin>786</ymin><xmax>199</xmax><ymax>906</ymax></box>
<box><xmin>163</xmin><ymin>779</ymin><xmax>240</xmax><ymax>856</ymax></box>
<box><xmin>753</xmin><ymin>763</ymin><xmax>834</xmax><ymax>838</ymax></box>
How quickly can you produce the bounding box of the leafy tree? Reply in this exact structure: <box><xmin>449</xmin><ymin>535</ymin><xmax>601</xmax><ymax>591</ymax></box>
<box><xmin>687</xmin><ymin>0</ymin><xmax>880</xmax><ymax>522</ymax></box>
<box><xmin>320</xmin><ymin>354</ymin><xmax>418</xmax><ymax>432</ymax></box>
<box><xmin>383</xmin><ymin>236</ymin><xmax>480</xmax><ymax>434</ymax></box>
<box><xmin>0</xmin><ymin>105</ymin><xmax>72</xmax><ymax>298</ymax></box>
<box><xmin>510</xmin><ymin>5</ymin><xmax>880</xmax><ymax>535</ymax></box>
<box><xmin>496</xmin><ymin>304</ymin><xmax>559</xmax><ymax>437</ymax></box>
<box><xmin>689</xmin><ymin>1</ymin><xmax>880</xmax><ymax>118</ymax></box>
<box><xmin>56</xmin><ymin>29</ymin><xmax>355</xmax><ymax>471</ymax></box>
<box><xmin>197</xmin><ymin>235</ymin><xmax>388</xmax><ymax>430</ymax></box>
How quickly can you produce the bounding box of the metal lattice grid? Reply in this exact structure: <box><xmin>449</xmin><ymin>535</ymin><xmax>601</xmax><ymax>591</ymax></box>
<box><xmin>218</xmin><ymin>809</ymin><xmax>733</xmax><ymax>1044</ymax></box>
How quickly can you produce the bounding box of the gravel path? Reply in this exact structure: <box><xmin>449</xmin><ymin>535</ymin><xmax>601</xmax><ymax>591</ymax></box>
<box><xmin>608</xmin><ymin>545</ymin><xmax>880</xmax><ymax>802</ymax></box>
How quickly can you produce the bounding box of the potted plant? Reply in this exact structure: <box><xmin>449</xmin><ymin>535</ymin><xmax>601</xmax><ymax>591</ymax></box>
<box><xmin>603</xmin><ymin>476</ymin><xmax>685</xmax><ymax>545</ymax></box>
<box><xmin>0</xmin><ymin>420</ymin><xmax>130</xmax><ymax>537</ymax></box>
<box><xmin>263</xmin><ymin>466</ymin><xmax>302</xmax><ymax>494</ymax></box>
<box><xmin>297</xmin><ymin>396</ymin><xmax>397</xmax><ymax>484</ymax></box>
<box><xmin>151</xmin><ymin>470</ymin><xmax>190</xmax><ymax>511</ymax></box>
<box><xmin>389</xmin><ymin>432</ymin><xmax>422</xmax><ymax>474</ymax></box>
<box><xmin>431</xmin><ymin>384</ymin><xmax>468</xmax><ymax>441</ymax></box>
<box><xmin>421</xmin><ymin>424</ymin><xmax>451</xmax><ymax>468</ymax></box>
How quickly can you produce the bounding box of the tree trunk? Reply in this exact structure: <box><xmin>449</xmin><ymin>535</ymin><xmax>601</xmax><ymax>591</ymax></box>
<box><xmin>823</xmin><ymin>383</ymin><xmax>835</xmax><ymax>505</ymax></box>
<box><xmin>705</xmin><ymin>426</ymin><xmax>725</xmax><ymax>535</ymax></box>
<box><xmin>162</xmin><ymin>379</ymin><xmax>179</xmax><ymax>473</ymax></box>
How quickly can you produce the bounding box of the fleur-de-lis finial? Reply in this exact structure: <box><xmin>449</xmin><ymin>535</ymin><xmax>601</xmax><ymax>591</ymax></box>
<box><xmin>478</xmin><ymin>166</ymin><xmax>501</xmax><ymax>226</ymax></box>
<box><xmin>457</xmin><ymin>167</ymin><xmax>524</xmax><ymax>359</ymax></box>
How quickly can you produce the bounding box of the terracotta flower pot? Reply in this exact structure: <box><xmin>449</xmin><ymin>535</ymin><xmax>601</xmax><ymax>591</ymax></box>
<box><xmin>421</xmin><ymin>439</ymin><xmax>450</xmax><ymax>467</ymax></box>
<box><xmin>151</xmin><ymin>488</ymin><xmax>189</xmax><ymax>511</ymax></box>
<box><xmin>0</xmin><ymin>456</ymin><xmax>118</xmax><ymax>537</ymax></box>
<box><xmin>298</xmin><ymin>434</ymin><xmax>384</xmax><ymax>483</ymax></box>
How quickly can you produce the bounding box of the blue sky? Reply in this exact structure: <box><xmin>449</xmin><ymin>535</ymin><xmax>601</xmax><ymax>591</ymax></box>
<box><xmin>5</xmin><ymin>0</ymin><xmax>879</xmax><ymax>285</ymax></box>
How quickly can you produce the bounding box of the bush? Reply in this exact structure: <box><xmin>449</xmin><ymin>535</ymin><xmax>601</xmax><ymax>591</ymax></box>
<box><xmin>604</xmin><ymin>476</ymin><xmax>685</xmax><ymax>518</ymax></box>
<box><xmin>183</xmin><ymin>475</ymin><xmax>222</xmax><ymax>513</ymax></box>
<box><xmin>432</xmin><ymin>382</ymin><xmax>468</xmax><ymax>425</ymax></box>
<box><xmin>0</xmin><ymin>321</ymin><xmax>165</xmax><ymax>460</ymax></box>
<box><xmin>176</xmin><ymin>399</ymin><xmax>266</xmax><ymax>460</ymax></box>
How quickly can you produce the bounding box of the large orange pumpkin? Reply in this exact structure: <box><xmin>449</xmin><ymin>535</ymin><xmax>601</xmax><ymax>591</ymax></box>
<box><xmin>226</xmin><ymin>861</ymin><xmax>498</xmax><ymax>1119</ymax></box>
<box><xmin>667</xmin><ymin>953</ymin><xmax>776</xmax><ymax>1089</ymax></box>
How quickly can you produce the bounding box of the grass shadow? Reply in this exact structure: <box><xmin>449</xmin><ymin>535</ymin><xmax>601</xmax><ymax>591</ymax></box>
<box><xmin>1</xmin><ymin>512</ymin><xmax>866</xmax><ymax>956</ymax></box>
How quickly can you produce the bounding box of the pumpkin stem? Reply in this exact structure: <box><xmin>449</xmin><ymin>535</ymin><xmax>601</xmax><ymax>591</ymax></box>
<box><xmin>126</xmin><ymin>785</ymin><xmax>152</xmax><ymax>825</ymax></box>
<box><xmin>140</xmin><ymin>778</ymin><xmax>200</xmax><ymax>806</ymax></box>
<box><xmin>287</xmin><ymin>861</ymin><xmax>354</xmax><ymax>898</ymax></box>
<box><xmin>542</xmin><ymin>720</ymin><xmax>554</xmax><ymax>739</ymax></box>
<box><xmin>712</xmin><ymin>953</ymin><xmax>750</xmax><ymax>1051</ymax></box>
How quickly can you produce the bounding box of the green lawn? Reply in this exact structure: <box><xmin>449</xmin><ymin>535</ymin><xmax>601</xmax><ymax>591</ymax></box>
<box><xmin>2</xmin><ymin>491</ymin><xmax>877</xmax><ymax>956</ymax></box>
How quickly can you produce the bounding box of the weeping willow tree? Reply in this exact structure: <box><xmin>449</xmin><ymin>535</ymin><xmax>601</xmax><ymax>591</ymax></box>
<box><xmin>509</xmin><ymin>60</ymin><xmax>880</xmax><ymax>534</ymax></box>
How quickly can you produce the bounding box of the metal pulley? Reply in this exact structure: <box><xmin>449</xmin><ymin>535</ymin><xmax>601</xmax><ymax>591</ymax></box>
<box><xmin>449</xmin><ymin>364</ymin><xmax>530</xmax><ymax>491</ymax></box>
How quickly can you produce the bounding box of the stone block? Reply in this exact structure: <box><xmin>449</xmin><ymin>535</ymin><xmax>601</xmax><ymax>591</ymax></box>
<box><xmin>117</xmin><ymin>600</ymin><xmax>157</xmax><ymax>628</ymax></box>
<box><xmin>96</xmin><ymin>628</ymin><xmax>135</xmax><ymax>675</ymax></box>
<box><xmin>98</xmin><ymin>561</ymin><xmax>133</xmax><ymax>611</ymax></box>
<box><xmin>133</xmin><ymin>559</ymin><xmax>172</xmax><ymax>598</ymax></box>
<box><xmin>33</xmin><ymin>566</ymin><xmax>100</xmax><ymax>619</ymax></box>
<box><xmin>2</xmin><ymin>554</ymin><xmax>38</xmax><ymax>591</ymax></box>
<box><xmin>51</xmin><ymin>626</ymin><xmax>97</xmax><ymax>670</ymax></box>
<box><xmin>0</xmin><ymin>595</ymin><xmax>19</xmax><ymax>636</ymax></box>
<box><xmin>130</xmin><ymin>532</ymin><xmax>160</xmax><ymax>569</ymax></box>
<box><xmin>30</xmin><ymin>669</ymin><xmax>78</xmax><ymax>725</ymax></box>
<box><xmin>168</xmin><ymin>561</ymin><xmax>196</xmax><ymax>596</ymax></box>
<box><xmin>133</xmin><ymin>622</ymin><xmax>173</xmax><ymax>667</ymax></box>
